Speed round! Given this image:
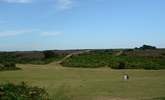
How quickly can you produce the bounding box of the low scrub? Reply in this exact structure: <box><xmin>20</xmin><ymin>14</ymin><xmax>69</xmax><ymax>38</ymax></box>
<box><xmin>0</xmin><ymin>63</ymin><xmax>20</xmax><ymax>71</ymax></box>
<box><xmin>0</xmin><ymin>82</ymin><xmax>49</xmax><ymax>100</ymax></box>
<box><xmin>61</xmin><ymin>51</ymin><xmax>165</xmax><ymax>69</ymax></box>
<box><xmin>0</xmin><ymin>51</ymin><xmax>65</xmax><ymax>65</ymax></box>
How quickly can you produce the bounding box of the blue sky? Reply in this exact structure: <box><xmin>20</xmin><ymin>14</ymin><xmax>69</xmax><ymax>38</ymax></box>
<box><xmin>0</xmin><ymin>0</ymin><xmax>165</xmax><ymax>51</ymax></box>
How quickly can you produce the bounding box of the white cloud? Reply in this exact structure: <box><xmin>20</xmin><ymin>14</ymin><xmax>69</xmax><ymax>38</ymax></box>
<box><xmin>40</xmin><ymin>31</ymin><xmax>63</xmax><ymax>36</ymax></box>
<box><xmin>1</xmin><ymin>0</ymin><xmax>31</xmax><ymax>3</ymax></box>
<box><xmin>1</xmin><ymin>0</ymin><xmax>75</xmax><ymax>10</ymax></box>
<box><xmin>56</xmin><ymin>0</ymin><xmax>74</xmax><ymax>10</ymax></box>
<box><xmin>0</xmin><ymin>30</ymin><xmax>63</xmax><ymax>37</ymax></box>
<box><xmin>0</xmin><ymin>30</ymin><xmax>32</xmax><ymax>37</ymax></box>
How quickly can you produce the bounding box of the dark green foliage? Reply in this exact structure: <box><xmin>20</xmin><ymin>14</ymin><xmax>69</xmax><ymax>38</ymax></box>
<box><xmin>62</xmin><ymin>50</ymin><xmax>165</xmax><ymax>69</ymax></box>
<box><xmin>0</xmin><ymin>62</ymin><xmax>20</xmax><ymax>71</ymax></box>
<box><xmin>113</xmin><ymin>61</ymin><xmax>126</xmax><ymax>69</ymax></box>
<box><xmin>42</xmin><ymin>51</ymin><xmax>65</xmax><ymax>64</ymax></box>
<box><xmin>0</xmin><ymin>52</ymin><xmax>17</xmax><ymax>64</ymax></box>
<box><xmin>118</xmin><ymin>61</ymin><xmax>126</xmax><ymax>69</ymax></box>
<box><xmin>0</xmin><ymin>51</ymin><xmax>65</xmax><ymax>65</ymax></box>
<box><xmin>61</xmin><ymin>50</ymin><xmax>113</xmax><ymax>68</ymax></box>
<box><xmin>161</xmin><ymin>53</ymin><xmax>165</xmax><ymax>56</ymax></box>
<box><xmin>43</xmin><ymin>51</ymin><xmax>56</xmax><ymax>59</ymax></box>
<box><xmin>3</xmin><ymin>62</ymin><xmax>16</xmax><ymax>68</ymax></box>
<box><xmin>0</xmin><ymin>82</ymin><xmax>49</xmax><ymax>100</ymax></box>
<box><xmin>137</xmin><ymin>45</ymin><xmax>157</xmax><ymax>50</ymax></box>
<box><xmin>152</xmin><ymin>97</ymin><xmax>165</xmax><ymax>100</ymax></box>
<box><xmin>124</xmin><ymin>49</ymin><xmax>134</xmax><ymax>52</ymax></box>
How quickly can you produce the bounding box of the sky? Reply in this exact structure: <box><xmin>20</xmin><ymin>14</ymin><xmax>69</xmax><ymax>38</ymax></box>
<box><xmin>0</xmin><ymin>0</ymin><xmax>165</xmax><ymax>51</ymax></box>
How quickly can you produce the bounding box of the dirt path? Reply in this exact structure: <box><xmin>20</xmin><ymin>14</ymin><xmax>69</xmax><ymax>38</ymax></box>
<box><xmin>115</xmin><ymin>50</ymin><xmax>124</xmax><ymax>56</ymax></box>
<box><xmin>49</xmin><ymin>50</ymin><xmax>91</xmax><ymax>65</ymax></box>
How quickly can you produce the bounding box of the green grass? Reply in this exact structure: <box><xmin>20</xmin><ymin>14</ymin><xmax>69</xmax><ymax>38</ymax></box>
<box><xmin>0</xmin><ymin>64</ymin><xmax>165</xmax><ymax>100</ymax></box>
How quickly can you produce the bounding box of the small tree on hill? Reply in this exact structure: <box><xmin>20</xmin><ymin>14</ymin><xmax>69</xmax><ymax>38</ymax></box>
<box><xmin>135</xmin><ymin>45</ymin><xmax>157</xmax><ymax>50</ymax></box>
<box><xmin>43</xmin><ymin>51</ymin><xmax>55</xmax><ymax>59</ymax></box>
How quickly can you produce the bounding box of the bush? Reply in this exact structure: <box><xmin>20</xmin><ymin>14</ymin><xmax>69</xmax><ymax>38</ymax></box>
<box><xmin>3</xmin><ymin>62</ymin><xmax>16</xmax><ymax>68</ymax></box>
<box><xmin>0</xmin><ymin>51</ymin><xmax>65</xmax><ymax>65</ymax></box>
<box><xmin>0</xmin><ymin>64</ymin><xmax>4</xmax><ymax>70</ymax></box>
<box><xmin>0</xmin><ymin>82</ymin><xmax>49</xmax><ymax>100</ymax></box>
<box><xmin>152</xmin><ymin>97</ymin><xmax>165</xmax><ymax>100</ymax></box>
<box><xmin>0</xmin><ymin>63</ymin><xmax>20</xmax><ymax>71</ymax></box>
<box><xmin>43</xmin><ymin>51</ymin><xmax>55</xmax><ymax>59</ymax></box>
<box><xmin>138</xmin><ymin>45</ymin><xmax>157</xmax><ymax>50</ymax></box>
<box><xmin>110</xmin><ymin>61</ymin><xmax>126</xmax><ymax>69</ymax></box>
<box><xmin>118</xmin><ymin>61</ymin><xmax>126</xmax><ymax>69</ymax></box>
<box><xmin>143</xmin><ymin>62</ymin><xmax>160</xmax><ymax>70</ymax></box>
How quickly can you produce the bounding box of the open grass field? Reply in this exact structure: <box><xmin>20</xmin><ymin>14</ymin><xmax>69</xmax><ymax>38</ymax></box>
<box><xmin>0</xmin><ymin>64</ymin><xmax>165</xmax><ymax>100</ymax></box>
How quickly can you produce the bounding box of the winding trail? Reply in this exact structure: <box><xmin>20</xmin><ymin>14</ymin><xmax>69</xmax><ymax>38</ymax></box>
<box><xmin>49</xmin><ymin>50</ymin><xmax>123</xmax><ymax>66</ymax></box>
<box><xmin>49</xmin><ymin>50</ymin><xmax>91</xmax><ymax>65</ymax></box>
<box><xmin>115</xmin><ymin>50</ymin><xmax>124</xmax><ymax>56</ymax></box>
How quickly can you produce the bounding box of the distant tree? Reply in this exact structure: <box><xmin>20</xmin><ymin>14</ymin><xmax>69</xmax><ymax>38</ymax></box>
<box><xmin>140</xmin><ymin>45</ymin><xmax>156</xmax><ymax>50</ymax></box>
<box><xmin>134</xmin><ymin>47</ymin><xmax>138</xmax><ymax>50</ymax></box>
<box><xmin>43</xmin><ymin>51</ymin><xmax>55</xmax><ymax>59</ymax></box>
<box><xmin>135</xmin><ymin>45</ymin><xmax>157</xmax><ymax>50</ymax></box>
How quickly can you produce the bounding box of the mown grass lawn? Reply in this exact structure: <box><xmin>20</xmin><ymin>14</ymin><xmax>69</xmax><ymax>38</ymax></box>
<box><xmin>0</xmin><ymin>64</ymin><xmax>165</xmax><ymax>100</ymax></box>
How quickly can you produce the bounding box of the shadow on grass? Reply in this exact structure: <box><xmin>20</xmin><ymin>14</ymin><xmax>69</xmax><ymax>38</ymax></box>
<box><xmin>151</xmin><ymin>97</ymin><xmax>165</xmax><ymax>100</ymax></box>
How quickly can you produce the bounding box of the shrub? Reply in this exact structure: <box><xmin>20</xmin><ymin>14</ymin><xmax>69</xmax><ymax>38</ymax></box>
<box><xmin>43</xmin><ymin>51</ymin><xmax>55</xmax><ymax>59</ymax></box>
<box><xmin>110</xmin><ymin>61</ymin><xmax>126</xmax><ymax>69</ymax></box>
<box><xmin>0</xmin><ymin>82</ymin><xmax>49</xmax><ymax>100</ymax></box>
<box><xmin>138</xmin><ymin>45</ymin><xmax>157</xmax><ymax>50</ymax></box>
<box><xmin>0</xmin><ymin>64</ymin><xmax>4</xmax><ymax>70</ymax></box>
<box><xmin>161</xmin><ymin>53</ymin><xmax>165</xmax><ymax>56</ymax></box>
<box><xmin>118</xmin><ymin>61</ymin><xmax>126</xmax><ymax>69</ymax></box>
<box><xmin>152</xmin><ymin>97</ymin><xmax>165</xmax><ymax>100</ymax></box>
<box><xmin>143</xmin><ymin>62</ymin><xmax>160</xmax><ymax>70</ymax></box>
<box><xmin>0</xmin><ymin>63</ymin><xmax>20</xmax><ymax>71</ymax></box>
<box><xmin>3</xmin><ymin>62</ymin><xmax>16</xmax><ymax>68</ymax></box>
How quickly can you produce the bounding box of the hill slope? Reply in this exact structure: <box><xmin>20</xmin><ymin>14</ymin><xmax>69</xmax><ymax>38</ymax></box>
<box><xmin>61</xmin><ymin>49</ymin><xmax>165</xmax><ymax>69</ymax></box>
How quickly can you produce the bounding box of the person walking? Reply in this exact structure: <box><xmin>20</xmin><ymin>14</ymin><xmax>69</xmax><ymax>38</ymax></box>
<box><xmin>123</xmin><ymin>74</ymin><xmax>129</xmax><ymax>80</ymax></box>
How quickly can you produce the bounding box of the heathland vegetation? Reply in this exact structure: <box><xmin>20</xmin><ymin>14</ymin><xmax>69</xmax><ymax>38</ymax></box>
<box><xmin>61</xmin><ymin>45</ymin><xmax>165</xmax><ymax>69</ymax></box>
<box><xmin>0</xmin><ymin>50</ymin><xmax>66</xmax><ymax>65</ymax></box>
<box><xmin>0</xmin><ymin>62</ymin><xmax>20</xmax><ymax>71</ymax></box>
<box><xmin>0</xmin><ymin>82</ymin><xmax>49</xmax><ymax>100</ymax></box>
<box><xmin>0</xmin><ymin>45</ymin><xmax>165</xmax><ymax>70</ymax></box>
